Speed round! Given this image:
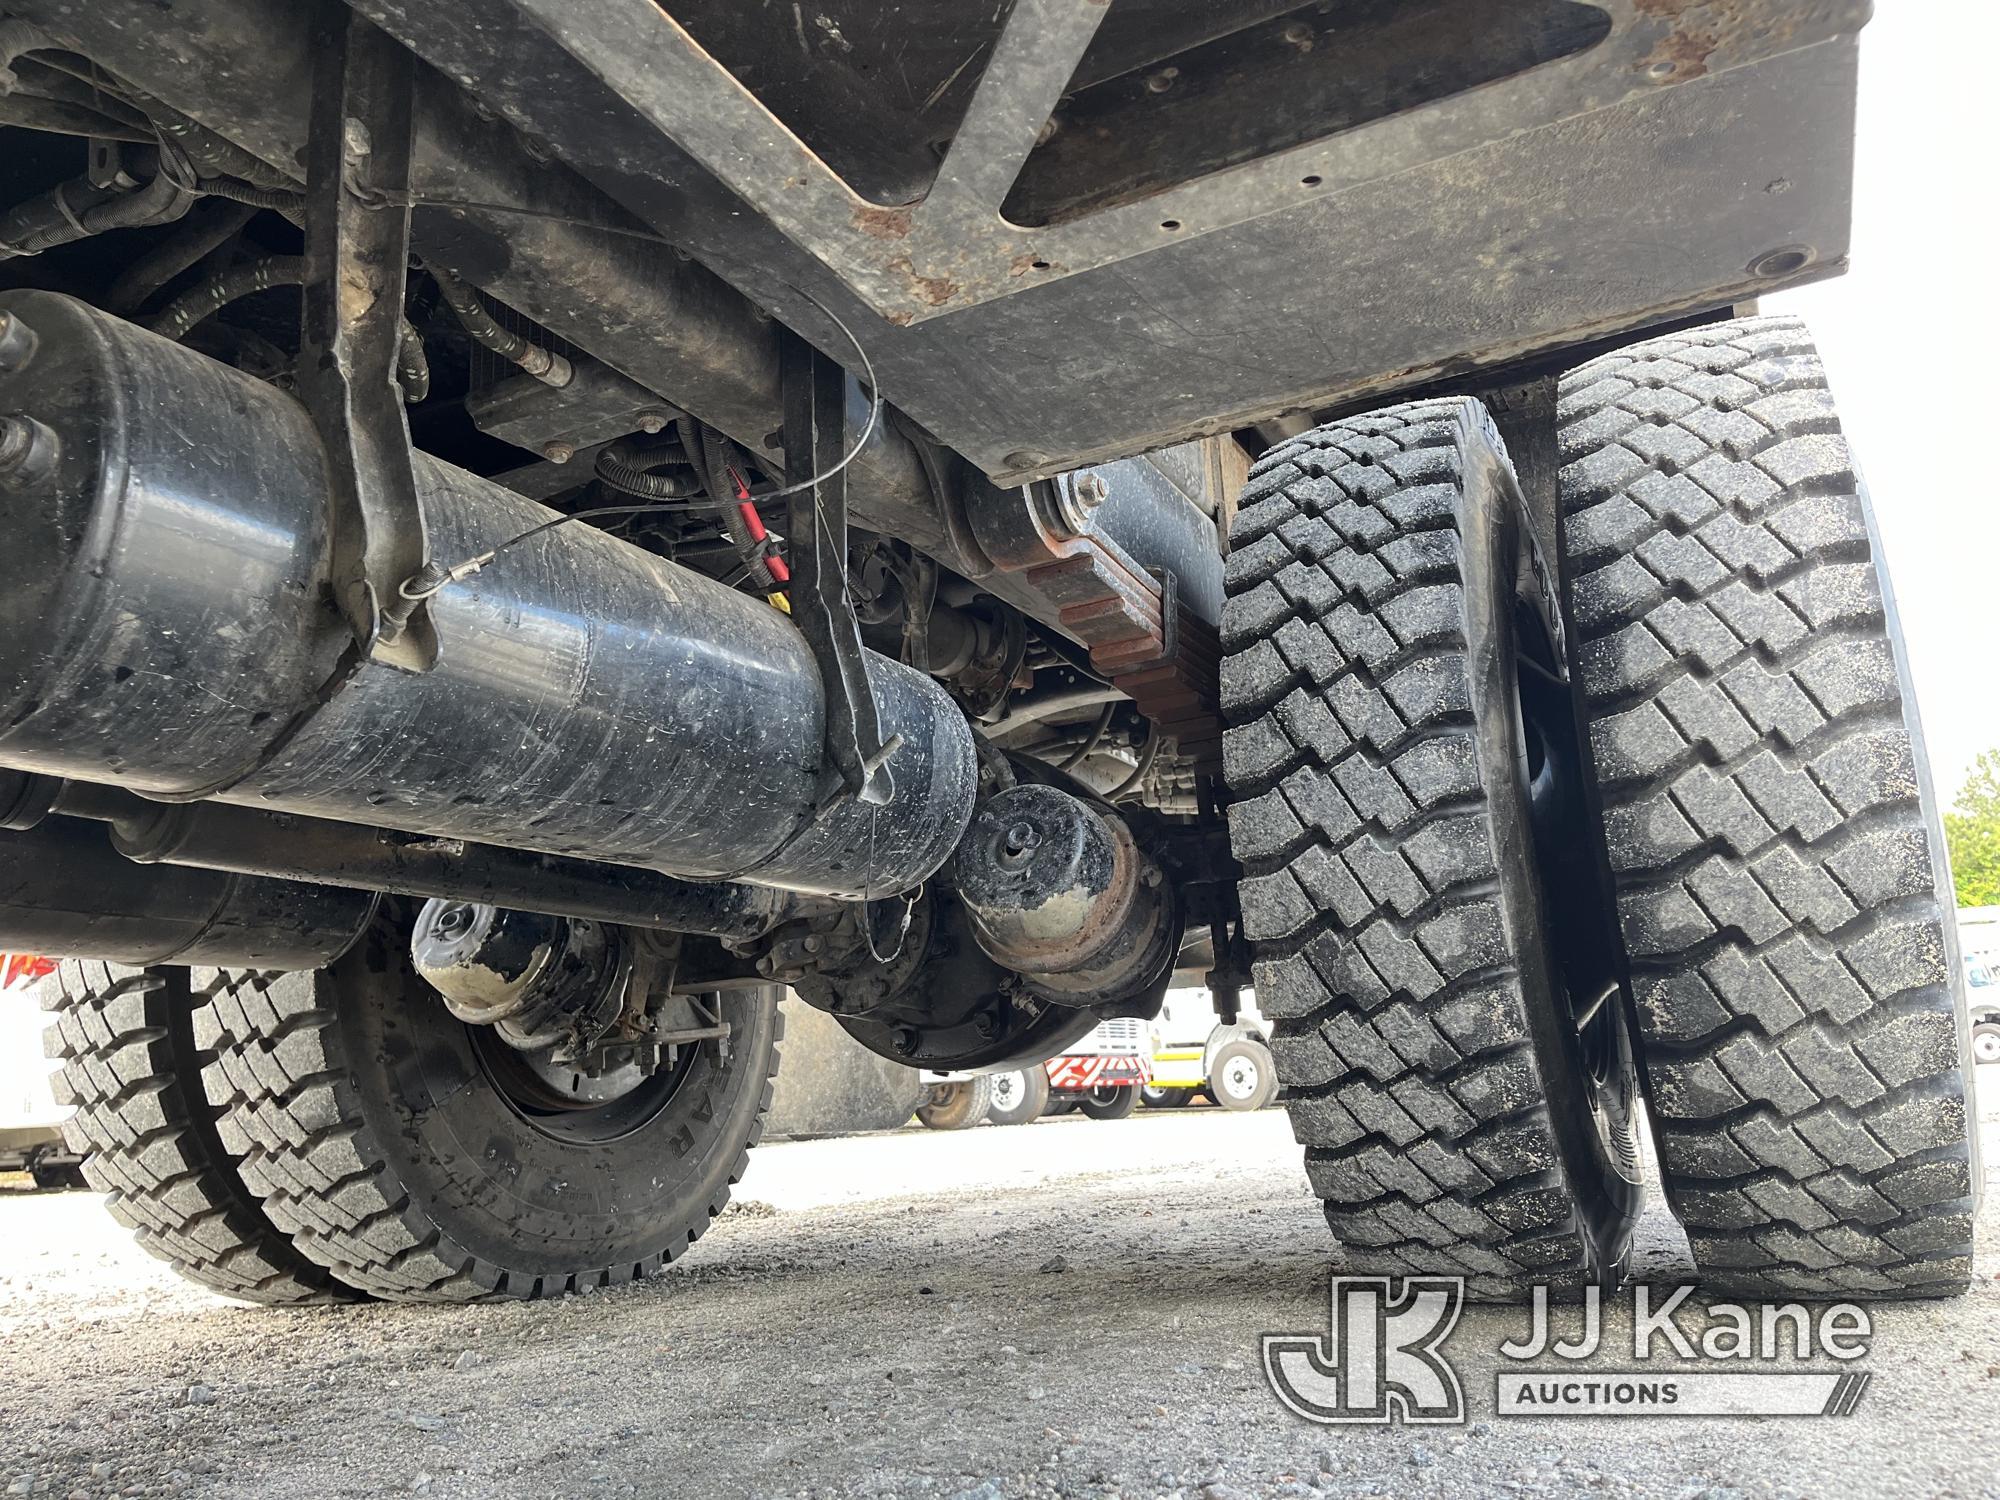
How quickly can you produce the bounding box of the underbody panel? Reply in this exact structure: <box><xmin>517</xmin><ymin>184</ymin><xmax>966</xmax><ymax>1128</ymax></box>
<box><xmin>7</xmin><ymin>0</ymin><xmax>1862</xmax><ymax>483</ymax></box>
<box><xmin>354</xmin><ymin>0</ymin><xmax>1864</xmax><ymax>480</ymax></box>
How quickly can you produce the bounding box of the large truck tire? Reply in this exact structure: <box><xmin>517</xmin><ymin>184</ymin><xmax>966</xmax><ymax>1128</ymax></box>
<box><xmin>914</xmin><ymin>1077</ymin><xmax>993</xmax><ymax>1130</ymax></box>
<box><xmin>1557</xmin><ymin>315</ymin><xmax>1979</xmax><ymax>1296</ymax></box>
<box><xmin>1207</xmin><ymin>1037</ymin><xmax>1280</xmax><ymax>1112</ymax></box>
<box><xmin>1078</xmin><ymin>1083</ymin><xmax>1140</xmax><ymax>1121</ymax></box>
<box><xmin>195</xmin><ymin>923</ymin><xmax>783</xmax><ymax>1302</ymax></box>
<box><xmin>1223</xmin><ymin>396</ymin><xmax>1645</xmax><ymax>1299</ymax></box>
<box><xmin>986</xmin><ymin>1067</ymin><xmax>1051</xmax><ymax>1126</ymax></box>
<box><xmin>43</xmin><ymin>961</ymin><xmax>356</xmax><ymax>1304</ymax></box>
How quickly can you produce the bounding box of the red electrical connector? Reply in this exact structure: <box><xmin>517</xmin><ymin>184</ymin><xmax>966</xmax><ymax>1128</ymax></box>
<box><xmin>729</xmin><ymin>467</ymin><xmax>790</xmax><ymax>585</ymax></box>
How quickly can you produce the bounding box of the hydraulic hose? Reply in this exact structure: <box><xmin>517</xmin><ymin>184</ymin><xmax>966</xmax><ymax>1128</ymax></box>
<box><xmin>0</xmin><ymin>162</ymin><xmax>194</xmax><ymax>259</ymax></box>
<box><xmin>684</xmin><ymin>416</ymin><xmax>776</xmax><ymax>591</ymax></box>
<box><xmin>428</xmin><ymin>264</ymin><xmax>572</xmax><ymax>388</ymax></box>
<box><xmin>145</xmin><ymin>253</ymin><xmax>430</xmax><ymax>402</ymax></box>
<box><xmin>147</xmin><ymin>254</ymin><xmax>302</xmax><ymax>340</ymax></box>
<box><xmin>106</xmin><ymin>199</ymin><xmax>256</xmax><ymax>312</ymax></box>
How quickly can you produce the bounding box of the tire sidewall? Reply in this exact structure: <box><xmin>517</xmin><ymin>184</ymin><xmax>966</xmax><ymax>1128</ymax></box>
<box><xmin>1079</xmin><ymin>1084</ymin><xmax>1137</xmax><ymax>1120</ymax></box>
<box><xmin>1854</xmin><ymin>477</ymin><xmax>1985</xmax><ymax>1203</ymax></box>
<box><xmin>328</xmin><ymin>931</ymin><xmax>779</xmax><ymax>1279</ymax></box>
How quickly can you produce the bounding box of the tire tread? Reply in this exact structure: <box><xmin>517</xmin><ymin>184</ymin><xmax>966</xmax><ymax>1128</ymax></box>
<box><xmin>42</xmin><ymin>960</ymin><xmax>353</xmax><ymax>1304</ymax></box>
<box><xmin>1558</xmin><ymin>315</ymin><xmax>1975</xmax><ymax>1296</ymax></box>
<box><xmin>1224</xmin><ymin>397</ymin><xmax>1602</xmax><ymax>1298</ymax></box>
<box><xmin>194</xmin><ymin>967</ymin><xmax>783</xmax><ymax>1302</ymax></box>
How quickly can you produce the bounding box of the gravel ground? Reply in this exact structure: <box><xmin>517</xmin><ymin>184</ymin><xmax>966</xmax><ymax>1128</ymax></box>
<box><xmin>2</xmin><ymin>1072</ymin><xmax>1997</xmax><ymax>1500</ymax></box>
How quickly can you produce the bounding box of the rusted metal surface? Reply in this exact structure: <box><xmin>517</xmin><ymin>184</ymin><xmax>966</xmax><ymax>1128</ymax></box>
<box><xmin>335</xmin><ymin>0</ymin><xmax>1863</xmax><ymax>482</ymax></box>
<box><xmin>965</xmin><ymin>474</ymin><xmax>1224</xmax><ymax>770</ymax></box>
<box><xmin>295</xmin><ymin>2</ymin><xmax>435</xmax><ymax>669</ymax></box>
<box><xmin>19</xmin><ymin>0</ymin><xmax>1869</xmax><ymax>483</ymax></box>
<box><xmin>1110</xmin><ymin>601</ymin><xmax>1223</xmax><ymax>777</ymax></box>
<box><xmin>949</xmin><ymin>784</ymin><xmax>1177</xmax><ymax>1008</ymax></box>
<box><xmin>489</xmin><ymin>0</ymin><xmax>1866</xmax><ymax>327</ymax></box>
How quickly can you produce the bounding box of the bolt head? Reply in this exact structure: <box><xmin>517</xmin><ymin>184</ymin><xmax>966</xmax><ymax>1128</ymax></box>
<box><xmin>636</xmin><ymin>410</ymin><xmax>671</xmax><ymax>434</ymax></box>
<box><xmin>0</xmin><ymin>414</ymin><xmax>58</xmax><ymax>488</ymax></box>
<box><xmin>542</xmin><ymin>439</ymin><xmax>576</xmax><ymax>464</ymax></box>
<box><xmin>997</xmin><ymin>819</ymin><xmax>1045</xmax><ymax>869</ymax></box>
<box><xmin>1073</xmin><ymin>474</ymin><xmax>1109</xmax><ymax>510</ymax></box>
<box><xmin>0</xmin><ymin>311</ymin><xmax>37</xmax><ymax>374</ymax></box>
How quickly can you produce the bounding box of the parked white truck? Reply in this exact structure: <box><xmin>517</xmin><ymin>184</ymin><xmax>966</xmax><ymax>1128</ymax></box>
<box><xmin>0</xmin><ymin>957</ymin><xmax>80</xmax><ymax>1187</ymax></box>
<box><xmin>917</xmin><ymin>1017</ymin><xmax>1153</xmax><ymax>1128</ymax></box>
<box><xmin>1140</xmin><ymin>987</ymin><xmax>1278</xmax><ymax>1113</ymax></box>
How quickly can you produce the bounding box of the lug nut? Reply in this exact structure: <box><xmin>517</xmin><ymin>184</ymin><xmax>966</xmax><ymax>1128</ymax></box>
<box><xmin>0</xmin><ymin>417</ymin><xmax>31</xmax><ymax>468</ymax></box>
<box><xmin>0</xmin><ymin>312</ymin><xmax>37</xmax><ymax>373</ymax></box>
<box><xmin>0</xmin><ymin>414</ymin><xmax>57</xmax><ymax>487</ymax></box>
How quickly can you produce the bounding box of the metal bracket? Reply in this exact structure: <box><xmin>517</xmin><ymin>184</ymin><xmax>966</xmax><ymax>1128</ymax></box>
<box><xmin>296</xmin><ymin>1</ymin><xmax>437</xmax><ymax>672</ymax></box>
<box><xmin>780</xmin><ymin>330</ymin><xmax>898</xmax><ymax>808</ymax></box>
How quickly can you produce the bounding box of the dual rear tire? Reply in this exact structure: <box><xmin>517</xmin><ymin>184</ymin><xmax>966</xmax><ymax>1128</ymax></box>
<box><xmin>1558</xmin><ymin>318</ymin><xmax>1978</xmax><ymax>1295</ymax></box>
<box><xmin>46</xmin><ymin>928</ymin><xmax>783</xmax><ymax>1303</ymax></box>
<box><xmin>1223</xmin><ymin>318</ymin><xmax>1978</xmax><ymax>1298</ymax></box>
<box><xmin>37</xmin><ymin>319</ymin><xmax>1976</xmax><ymax>1307</ymax></box>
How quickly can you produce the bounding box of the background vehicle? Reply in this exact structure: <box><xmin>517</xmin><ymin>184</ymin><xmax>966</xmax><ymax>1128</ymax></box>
<box><xmin>1142</xmin><ymin>987</ymin><xmax>1277</xmax><ymax>1112</ymax></box>
<box><xmin>920</xmin><ymin>1018</ymin><xmax>1151</xmax><ymax>1127</ymax></box>
<box><xmin>913</xmin><ymin>1072</ymin><xmax>993</xmax><ymax>1131</ymax></box>
<box><xmin>0</xmin><ymin>956</ymin><xmax>81</xmax><ymax>1188</ymax></box>
<box><xmin>1960</xmin><ymin>909</ymin><xmax>2000</xmax><ymax>1063</ymax></box>
<box><xmin>0</xmin><ymin>1</ymin><xmax>1973</xmax><ymax>1309</ymax></box>
<box><xmin>1043</xmin><ymin>1017</ymin><xmax>1152</xmax><ymax>1120</ymax></box>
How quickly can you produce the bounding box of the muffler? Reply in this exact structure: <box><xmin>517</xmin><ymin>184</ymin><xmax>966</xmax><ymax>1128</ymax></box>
<box><xmin>0</xmin><ymin>292</ymin><xmax>975</xmax><ymax>900</ymax></box>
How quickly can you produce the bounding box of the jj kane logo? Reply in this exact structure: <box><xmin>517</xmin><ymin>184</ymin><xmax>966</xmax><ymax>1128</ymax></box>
<box><xmin>1264</xmin><ymin>1277</ymin><xmax>1466</xmax><ymax>1424</ymax></box>
<box><xmin>1264</xmin><ymin>1276</ymin><xmax>1874</xmax><ymax>1425</ymax></box>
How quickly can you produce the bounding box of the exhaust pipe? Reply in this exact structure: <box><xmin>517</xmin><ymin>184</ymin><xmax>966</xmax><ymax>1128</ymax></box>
<box><xmin>0</xmin><ymin>815</ymin><xmax>373</xmax><ymax>968</ymax></box>
<box><xmin>0</xmin><ymin>292</ymin><xmax>976</xmax><ymax>900</ymax></box>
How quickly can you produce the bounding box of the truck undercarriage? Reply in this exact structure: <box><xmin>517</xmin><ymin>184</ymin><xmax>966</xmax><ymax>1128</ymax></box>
<box><xmin>0</xmin><ymin>0</ymin><xmax>1978</xmax><ymax>1310</ymax></box>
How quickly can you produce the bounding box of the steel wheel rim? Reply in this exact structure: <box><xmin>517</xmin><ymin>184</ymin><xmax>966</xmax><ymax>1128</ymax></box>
<box><xmin>468</xmin><ymin>1015</ymin><xmax>700</xmax><ymax>1146</ymax></box>
<box><xmin>991</xmin><ymin>1071</ymin><xmax>1024</xmax><ymax>1109</ymax></box>
<box><xmin>1220</xmin><ymin>1055</ymin><xmax>1260</xmax><ymax>1099</ymax></box>
<box><xmin>1514</xmin><ymin>590</ymin><xmax>1644</xmax><ymax>1186</ymax></box>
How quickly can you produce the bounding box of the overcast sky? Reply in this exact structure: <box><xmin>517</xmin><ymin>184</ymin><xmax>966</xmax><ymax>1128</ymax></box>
<box><xmin>1769</xmin><ymin>4</ymin><xmax>1998</xmax><ymax>806</ymax></box>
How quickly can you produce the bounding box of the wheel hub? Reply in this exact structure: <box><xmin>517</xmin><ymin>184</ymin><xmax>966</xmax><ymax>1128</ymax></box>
<box><xmin>1220</xmin><ymin>1056</ymin><xmax>1260</xmax><ymax>1098</ymax></box>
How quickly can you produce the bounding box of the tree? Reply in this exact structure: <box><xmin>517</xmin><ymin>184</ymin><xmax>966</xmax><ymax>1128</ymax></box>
<box><xmin>1945</xmin><ymin>750</ymin><xmax>2000</xmax><ymax>908</ymax></box>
